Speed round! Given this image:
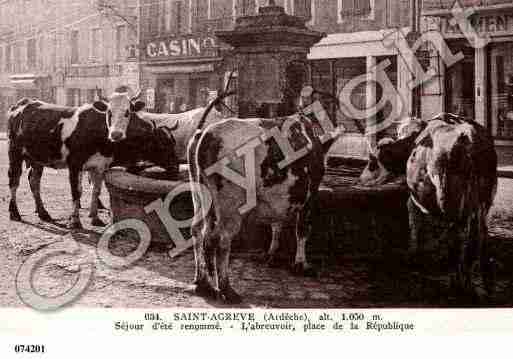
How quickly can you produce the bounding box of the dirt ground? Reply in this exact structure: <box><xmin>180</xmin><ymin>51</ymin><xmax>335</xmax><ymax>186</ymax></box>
<box><xmin>1</xmin><ymin>140</ymin><xmax>512</xmax><ymax>309</ymax></box>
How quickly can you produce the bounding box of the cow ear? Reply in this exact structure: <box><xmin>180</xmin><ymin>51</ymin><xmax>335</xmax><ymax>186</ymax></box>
<box><xmin>132</xmin><ymin>101</ymin><xmax>145</xmax><ymax>112</ymax></box>
<box><xmin>93</xmin><ymin>101</ymin><xmax>108</xmax><ymax>112</ymax></box>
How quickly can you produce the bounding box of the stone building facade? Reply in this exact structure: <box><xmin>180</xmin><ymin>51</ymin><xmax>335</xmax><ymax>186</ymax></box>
<box><xmin>0</xmin><ymin>0</ymin><xmax>139</xmax><ymax>131</ymax></box>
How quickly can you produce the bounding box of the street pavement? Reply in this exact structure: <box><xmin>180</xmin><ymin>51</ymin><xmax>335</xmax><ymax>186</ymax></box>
<box><xmin>1</xmin><ymin>141</ymin><xmax>512</xmax><ymax>308</ymax></box>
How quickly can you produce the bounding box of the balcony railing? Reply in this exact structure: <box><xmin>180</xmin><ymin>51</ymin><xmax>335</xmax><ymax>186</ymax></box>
<box><xmin>65</xmin><ymin>64</ymin><xmax>123</xmax><ymax>78</ymax></box>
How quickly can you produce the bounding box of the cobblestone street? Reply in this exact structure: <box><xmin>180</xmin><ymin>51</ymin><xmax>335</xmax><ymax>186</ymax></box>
<box><xmin>1</xmin><ymin>140</ymin><xmax>513</xmax><ymax>309</ymax></box>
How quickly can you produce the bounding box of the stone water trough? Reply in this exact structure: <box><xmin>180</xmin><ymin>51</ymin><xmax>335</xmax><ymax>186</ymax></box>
<box><xmin>103</xmin><ymin>133</ymin><xmax>419</xmax><ymax>262</ymax></box>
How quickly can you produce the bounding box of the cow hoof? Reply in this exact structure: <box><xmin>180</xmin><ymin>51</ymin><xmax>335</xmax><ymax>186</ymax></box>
<box><xmin>292</xmin><ymin>263</ymin><xmax>317</xmax><ymax>277</ymax></box>
<box><xmin>9</xmin><ymin>202</ymin><xmax>22</xmax><ymax>222</ymax></box>
<box><xmin>195</xmin><ymin>281</ymin><xmax>219</xmax><ymax>300</ymax></box>
<box><xmin>266</xmin><ymin>254</ymin><xmax>280</xmax><ymax>268</ymax></box>
<box><xmin>69</xmin><ymin>220</ymin><xmax>83</xmax><ymax>230</ymax></box>
<box><xmin>221</xmin><ymin>287</ymin><xmax>242</xmax><ymax>304</ymax></box>
<box><xmin>91</xmin><ymin>217</ymin><xmax>106</xmax><ymax>227</ymax></box>
<box><xmin>38</xmin><ymin>211</ymin><xmax>53</xmax><ymax>223</ymax></box>
<box><xmin>10</xmin><ymin>212</ymin><xmax>22</xmax><ymax>222</ymax></box>
<box><xmin>97</xmin><ymin>199</ymin><xmax>108</xmax><ymax>211</ymax></box>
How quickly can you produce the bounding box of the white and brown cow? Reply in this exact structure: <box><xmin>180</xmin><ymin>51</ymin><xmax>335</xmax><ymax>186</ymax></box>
<box><xmin>7</xmin><ymin>87</ymin><xmax>143</xmax><ymax>229</ymax></box>
<box><xmin>360</xmin><ymin>113</ymin><xmax>498</xmax><ymax>295</ymax></box>
<box><xmin>187</xmin><ymin>95</ymin><xmax>342</xmax><ymax>303</ymax></box>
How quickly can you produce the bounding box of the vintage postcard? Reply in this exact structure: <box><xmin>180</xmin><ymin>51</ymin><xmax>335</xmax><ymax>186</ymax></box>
<box><xmin>1</xmin><ymin>0</ymin><xmax>513</xmax><ymax>355</ymax></box>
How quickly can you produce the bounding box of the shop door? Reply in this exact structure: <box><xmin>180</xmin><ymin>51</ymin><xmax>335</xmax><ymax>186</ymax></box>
<box><xmin>156</xmin><ymin>79</ymin><xmax>175</xmax><ymax>113</ymax></box>
<box><xmin>489</xmin><ymin>42</ymin><xmax>513</xmax><ymax>139</ymax></box>
<box><xmin>189</xmin><ymin>78</ymin><xmax>209</xmax><ymax>109</ymax></box>
<box><xmin>445</xmin><ymin>45</ymin><xmax>475</xmax><ymax>118</ymax></box>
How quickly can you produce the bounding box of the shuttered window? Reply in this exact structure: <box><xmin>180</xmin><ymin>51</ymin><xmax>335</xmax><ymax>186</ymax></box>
<box><xmin>70</xmin><ymin>30</ymin><xmax>79</xmax><ymax>64</ymax></box>
<box><xmin>171</xmin><ymin>1</ymin><xmax>183</xmax><ymax>34</ymax></box>
<box><xmin>191</xmin><ymin>0</ymin><xmax>208</xmax><ymax>31</ymax></box>
<box><xmin>236</xmin><ymin>0</ymin><xmax>256</xmax><ymax>16</ymax></box>
<box><xmin>293</xmin><ymin>0</ymin><xmax>312</xmax><ymax>20</ymax></box>
<box><xmin>340</xmin><ymin>0</ymin><xmax>371</xmax><ymax>17</ymax></box>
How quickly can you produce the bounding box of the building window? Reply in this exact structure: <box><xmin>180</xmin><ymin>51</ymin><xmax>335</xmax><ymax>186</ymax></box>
<box><xmin>208</xmin><ymin>0</ymin><xmax>232</xmax><ymax>19</ymax></box>
<box><xmin>234</xmin><ymin>0</ymin><xmax>256</xmax><ymax>16</ymax></box>
<box><xmin>70</xmin><ymin>30</ymin><xmax>79</xmax><ymax>64</ymax></box>
<box><xmin>90</xmin><ymin>28</ymin><xmax>101</xmax><ymax>61</ymax></box>
<box><xmin>5</xmin><ymin>45</ymin><xmax>11</xmax><ymax>72</ymax></box>
<box><xmin>66</xmin><ymin>88</ymin><xmax>81</xmax><ymax>106</ymax></box>
<box><xmin>115</xmin><ymin>24</ymin><xmax>126</xmax><ymax>60</ymax></box>
<box><xmin>190</xmin><ymin>0</ymin><xmax>209</xmax><ymax>31</ymax></box>
<box><xmin>171</xmin><ymin>1</ymin><xmax>183</xmax><ymax>34</ymax></box>
<box><xmin>38</xmin><ymin>35</ymin><xmax>45</xmax><ymax>70</ymax></box>
<box><xmin>291</xmin><ymin>0</ymin><xmax>312</xmax><ymax>21</ymax></box>
<box><xmin>338</xmin><ymin>0</ymin><xmax>373</xmax><ymax>22</ymax></box>
<box><xmin>27</xmin><ymin>38</ymin><xmax>36</xmax><ymax>68</ymax></box>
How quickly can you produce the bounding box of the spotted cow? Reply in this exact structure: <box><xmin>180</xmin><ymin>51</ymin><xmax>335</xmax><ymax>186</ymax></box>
<box><xmin>187</xmin><ymin>94</ymin><xmax>342</xmax><ymax>303</ymax></box>
<box><xmin>7</xmin><ymin>87</ymin><xmax>142</xmax><ymax>228</ymax></box>
<box><xmin>360</xmin><ymin>113</ymin><xmax>498</xmax><ymax>295</ymax></box>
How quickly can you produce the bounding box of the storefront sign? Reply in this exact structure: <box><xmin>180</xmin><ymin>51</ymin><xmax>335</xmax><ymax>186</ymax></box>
<box><xmin>145</xmin><ymin>36</ymin><xmax>218</xmax><ymax>60</ymax></box>
<box><xmin>146</xmin><ymin>88</ymin><xmax>155</xmax><ymax>109</ymax></box>
<box><xmin>439</xmin><ymin>13</ymin><xmax>513</xmax><ymax>37</ymax></box>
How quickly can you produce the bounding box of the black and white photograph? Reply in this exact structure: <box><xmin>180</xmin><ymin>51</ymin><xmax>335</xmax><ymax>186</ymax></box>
<box><xmin>1</xmin><ymin>0</ymin><xmax>513</xmax><ymax>342</ymax></box>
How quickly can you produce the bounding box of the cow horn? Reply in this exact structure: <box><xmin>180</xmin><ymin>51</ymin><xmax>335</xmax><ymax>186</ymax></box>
<box><xmin>130</xmin><ymin>88</ymin><xmax>141</xmax><ymax>102</ymax></box>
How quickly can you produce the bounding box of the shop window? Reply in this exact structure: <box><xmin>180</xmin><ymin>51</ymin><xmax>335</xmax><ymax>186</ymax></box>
<box><xmin>338</xmin><ymin>0</ymin><xmax>373</xmax><ymax>21</ymax></box>
<box><xmin>70</xmin><ymin>30</ymin><xmax>79</xmax><ymax>64</ymax></box>
<box><xmin>490</xmin><ymin>42</ymin><xmax>513</xmax><ymax>139</ymax></box>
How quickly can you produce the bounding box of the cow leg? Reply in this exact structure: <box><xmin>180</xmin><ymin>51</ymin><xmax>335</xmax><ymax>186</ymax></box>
<box><xmin>68</xmin><ymin>166</ymin><xmax>83</xmax><ymax>229</ymax></box>
<box><xmin>217</xmin><ymin>217</ymin><xmax>242</xmax><ymax>304</ymax></box>
<box><xmin>28</xmin><ymin>165</ymin><xmax>52</xmax><ymax>222</ymax></box>
<box><xmin>264</xmin><ymin>223</ymin><xmax>282</xmax><ymax>267</ymax></box>
<box><xmin>8</xmin><ymin>142</ymin><xmax>23</xmax><ymax>222</ymax></box>
<box><xmin>407</xmin><ymin>196</ymin><xmax>423</xmax><ymax>265</ymax></box>
<box><xmin>191</xmin><ymin>213</ymin><xmax>218</xmax><ymax>300</ymax></box>
<box><xmin>88</xmin><ymin>170</ymin><xmax>106</xmax><ymax>227</ymax></box>
<box><xmin>479</xmin><ymin>208</ymin><xmax>496</xmax><ymax>297</ymax></box>
<box><xmin>293</xmin><ymin>209</ymin><xmax>316</xmax><ymax>277</ymax></box>
<box><xmin>78</xmin><ymin>171</ymin><xmax>84</xmax><ymax>208</ymax></box>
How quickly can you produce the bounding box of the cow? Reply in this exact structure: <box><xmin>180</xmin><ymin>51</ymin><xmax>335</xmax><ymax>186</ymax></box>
<box><xmin>109</xmin><ymin>105</ymin><xmax>226</xmax><ymax>180</ymax></box>
<box><xmin>187</xmin><ymin>87</ymin><xmax>343</xmax><ymax>303</ymax></box>
<box><xmin>7</xmin><ymin>87</ymin><xmax>143</xmax><ymax>229</ymax></box>
<box><xmin>360</xmin><ymin>113</ymin><xmax>498</xmax><ymax>296</ymax></box>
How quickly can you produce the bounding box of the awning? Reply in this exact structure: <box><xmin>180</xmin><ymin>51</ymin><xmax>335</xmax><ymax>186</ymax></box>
<box><xmin>147</xmin><ymin>63</ymin><xmax>215</xmax><ymax>74</ymax></box>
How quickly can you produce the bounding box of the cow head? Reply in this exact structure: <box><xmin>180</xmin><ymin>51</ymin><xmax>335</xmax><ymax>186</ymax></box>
<box><xmin>95</xmin><ymin>86</ymin><xmax>144</xmax><ymax>142</ymax></box>
<box><xmin>359</xmin><ymin>117</ymin><xmax>427</xmax><ymax>186</ymax></box>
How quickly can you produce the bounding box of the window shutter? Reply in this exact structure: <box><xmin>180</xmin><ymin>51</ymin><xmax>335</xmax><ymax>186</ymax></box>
<box><xmin>191</xmin><ymin>0</ymin><xmax>208</xmax><ymax>31</ymax></box>
<box><xmin>340</xmin><ymin>0</ymin><xmax>353</xmax><ymax>17</ymax></box>
<box><xmin>294</xmin><ymin>0</ymin><xmax>311</xmax><ymax>20</ymax></box>
<box><xmin>171</xmin><ymin>1</ymin><xmax>183</xmax><ymax>34</ymax></box>
<box><xmin>355</xmin><ymin>0</ymin><xmax>371</xmax><ymax>16</ymax></box>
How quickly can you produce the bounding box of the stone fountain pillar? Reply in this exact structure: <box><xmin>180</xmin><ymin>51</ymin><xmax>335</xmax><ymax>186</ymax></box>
<box><xmin>216</xmin><ymin>2</ymin><xmax>325</xmax><ymax>118</ymax></box>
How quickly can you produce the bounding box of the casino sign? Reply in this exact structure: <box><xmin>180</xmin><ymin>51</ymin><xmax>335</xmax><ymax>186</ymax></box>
<box><xmin>144</xmin><ymin>35</ymin><xmax>219</xmax><ymax>60</ymax></box>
